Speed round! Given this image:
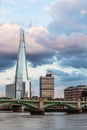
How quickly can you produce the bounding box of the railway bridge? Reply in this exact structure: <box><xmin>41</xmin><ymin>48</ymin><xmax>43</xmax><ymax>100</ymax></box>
<box><xmin>0</xmin><ymin>99</ymin><xmax>87</xmax><ymax>114</ymax></box>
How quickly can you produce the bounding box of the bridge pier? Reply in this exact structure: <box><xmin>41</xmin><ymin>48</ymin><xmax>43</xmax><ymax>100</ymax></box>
<box><xmin>39</xmin><ymin>99</ymin><xmax>45</xmax><ymax>115</ymax></box>
<box><xmin>12</xmin><ymin>104</ymin><xmax>24</xmax><ymax>112</ymax></box>
<box><xmin>30</xmin><ymin>99</ymin><xmax>45</xmax><ymax>115</ymax></box>
<box><xmin>76</xmin><ymin>99</ymin><xmax>82</xmax><ymax>113</ymax></box>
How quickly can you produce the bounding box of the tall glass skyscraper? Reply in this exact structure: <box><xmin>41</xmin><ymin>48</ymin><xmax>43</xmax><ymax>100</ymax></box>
<box><xmin>15</xmin><ymin>29</ymin><xmax>30</xmax><ymax>99</ymax></box>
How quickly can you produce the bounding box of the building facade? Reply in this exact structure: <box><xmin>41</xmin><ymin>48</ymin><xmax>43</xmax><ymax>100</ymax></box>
<box><xmin>64</xmin><ymin>85</ymin><xmax>87</xmax><ymax>101</ymax></box>
<box><xmin>6</xmin><ymin>29</ymin><xmax>30</xmax><ymax>99</ymax></box>
<box><xmin>6</xmin><ymin>84</ymin><xmax>15</xmax><ymax>98</ymax></box>
<box><xmin>40</xmin><ymin>72</ymin><xmax>54</xmax><ymax>99</ymax></box>
<box><xmin>15</xmin><ymin>29</ymin><xmax>30</xmax><ymax>99</ymax></box>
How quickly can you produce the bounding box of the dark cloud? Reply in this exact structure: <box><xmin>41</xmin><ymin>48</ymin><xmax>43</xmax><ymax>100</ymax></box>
<box><xmin>49</xmin><ymin>33</ymin><xmax>87</xmax><ymax>69</ymax></box>
<box><xmin>47</xmin><ymin>69</ymin><xmax>87</xmax><ymax>87</ymax></box>
<box><xmin>0</xmin><ymin>51</ymin><xmax>55</xmax><ymax>71</ymax></box>
<box><xmin>57</xmin><ymin>44</ymin><xmax>87</xmax><ymax>68</ymax></box>
<box><xmin>1</xmin><ymin>6</ymin><xmax>87</xmax><ymax>72</ymax></box>
<box><xmin>48</xmin><ymin>69</ymin><xmax>87</xmax><ymax>82</ymax></box>
<box><xmin>0</xmin><ymin>53</ymin><xmax>16</xmax><ymax>71</ymax></box>
<box><xmin>27</xmin><ymin>51</ymin><xmax>55</xmax><ymax>67</ymax></box>
<box><xmin>1</xmin><ymin>31</ymin><xmax>87</xmax><ymax>71</ymax></box>
<box><xmin>59</xmin><ymin>57</ymin><xmax>87</xmax><ymax>69</ymax></box>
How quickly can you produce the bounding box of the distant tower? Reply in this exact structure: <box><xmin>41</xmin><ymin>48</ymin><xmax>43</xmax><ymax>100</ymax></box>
<box><xmin>15</xmin><ymin>29</ymin><xmax>30</xmax><ymax>99</ymax></box>
<box><xmin>40</xmin><ymin>71</ymin><xmax>54</xmax><ymax>99</ymax></box>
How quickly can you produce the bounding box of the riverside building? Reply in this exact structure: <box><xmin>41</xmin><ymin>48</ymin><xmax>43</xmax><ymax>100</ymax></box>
<box><xmin>64</xmin><ymin>84</ymin><xmax>87</xmax><ymax>101</ymax></box>
<box><xmin>40</xmin><ymin>72</ymin><xmax>54</xmax><ymax>99</ymax></box>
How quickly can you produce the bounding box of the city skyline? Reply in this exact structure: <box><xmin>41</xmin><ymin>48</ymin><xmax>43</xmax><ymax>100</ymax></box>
<box><xmin>0</xmin><ymin>0</ymin><xmax>87</xmax><ymax>97</ymax></box>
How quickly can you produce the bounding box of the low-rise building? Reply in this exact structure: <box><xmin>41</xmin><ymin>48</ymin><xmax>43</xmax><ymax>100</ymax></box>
<box><xmin>6</xmin><ymin>81</ymin><xmax>31</xmax><ymax>99</ymax></box>
<box><xmin>6</xmin><ymin>84</ymin><xmax>15</xmax><ymax>98</ymax></box>
<box><xmin>64</xmin><ymin>85</ymin><xmax>87</xmax><ymax>101</ymax></box>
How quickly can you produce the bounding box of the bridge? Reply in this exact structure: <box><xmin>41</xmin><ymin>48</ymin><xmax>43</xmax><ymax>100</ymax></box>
<box><xmin>0</xmin><ymin>99</ymin><xmax>87</xmax><ymax>114</ymax></box>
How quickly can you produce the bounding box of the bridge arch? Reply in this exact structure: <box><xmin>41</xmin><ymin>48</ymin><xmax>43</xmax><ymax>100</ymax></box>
<box><xmin>81</xmin><ymin>104</ymin><xmax>87</xmax><ymax>108</ymax></box>
<box><xmin>19</xmin><ymin>102</ymin><xmax>38</xmax><ymax>109</ymax></box>
<box><xmin>0</xmin><ymin>102</ymin><xmax>38</xmax><ymax>109</ymax></box>
<box><xmin>43</xmin><ymin>102</ymin><xmax>76</xmax><ymax>109</ymax></box>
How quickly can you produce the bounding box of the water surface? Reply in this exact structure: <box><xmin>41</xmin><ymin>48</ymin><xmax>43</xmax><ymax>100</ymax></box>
<box><xmin>0</xmin><ymin>112</ymin><xmax>87</xmax><ymax>130</ymax></box>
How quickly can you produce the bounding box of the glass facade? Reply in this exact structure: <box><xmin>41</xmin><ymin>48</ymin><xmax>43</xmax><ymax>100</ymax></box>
<box><xmin>15</xmin><ymin>29</ymin><xmax>30</xmax><ymax>99</ymax></box>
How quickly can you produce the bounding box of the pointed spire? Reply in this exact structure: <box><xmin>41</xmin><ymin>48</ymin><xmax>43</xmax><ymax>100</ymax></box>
<box><xmin>20</xmin><ymin>28</ymin><xmax>25</xmax><ymax>43</ymax></box>
<box><xmin>15</xmin><ymin>28</ymin><xmax>30</xmax><ymax>99</ymax></box>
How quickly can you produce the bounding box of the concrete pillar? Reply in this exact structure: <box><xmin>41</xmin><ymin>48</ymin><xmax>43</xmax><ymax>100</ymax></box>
<box><xmin>77</xmin><ymin>99</ymin><xmax>82</xmax><ymax>112</ymax></box>
<box><xmin>12</xmin><ymin>104</ymin><xmax>24</xmax><ymax>112</ymax></box>
<box><xmin>39</xmin><ymin>100</ymin><xmax>44</xmax><ymax>109</ymax></box>
<box><xmin>38</xmin><ymin>99</ymin><xmax>45</xmax><ymax>115</ymax></box>
<box><xmin>30</xmin><ymin>100</ymin><xmax>45</xmax><ymax>115</ymax></box>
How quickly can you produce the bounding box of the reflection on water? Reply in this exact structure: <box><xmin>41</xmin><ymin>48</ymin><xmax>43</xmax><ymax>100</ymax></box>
<box><xmin>0</xmin><ymin>112</ymin><xmax>87</xmax><ymax>130</ymax></box>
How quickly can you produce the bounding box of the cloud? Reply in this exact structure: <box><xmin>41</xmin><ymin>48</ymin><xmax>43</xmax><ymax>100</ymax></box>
<box><xmin>20</xmin><ymin>0</ymin><xmax>36</xmax><ymax>2</ymax></box>
<box><xmin>28</xmin><ymin>59</ymin><xmax>87</xmax><ymax>90</ymax></box>
<box><xmin>0</xmin><ymin>24</ymin><xmax>55</xmax><ymax>70</ymax></box>
<box><xmin>26</xmin><ymin>26</ymin><xmax>52</xmax><ymax>54</ymax></box>
<box><xmin>0</xmin><ymin>0</ymin><xmax>14</xmax><ymax>4</ymax></box>
<box><xmin>0</xmin><ymin>53</ymin><xmax>16</xmax><ymax>71</ymax></box>
<box><xmin>0</xmin><ymin>85</ymin><xmax>5</xmax><ymax>97</ymax></box>
<box><xmin>0</xmin><ymin>0</ymin><xmax>35</xmax><ymax>5</ymax></box>
<box><xmin>0</xmin><ymin>67</ymin><xmax>15</xmax><ymax>85</ymax></box>
<box><xmin>80</xmin><ymin>10</ymin><xmax>87</xmax><ymax>15</ymax></box>
<box><xmin>29</xmin><ymin>31</ymin><xmax>87</xmax><ymax>69</ymax></box>
<box><xmin>55</xmin><ymin>86</ymin><xmax>65</xmax><ymax>98</ymax></box>
<box><xmin>47</xmin><ymin>0</ymin><xmax>87</xmax><ymax>34</ymax></box>
<box><xmin>51</xmin><ymin>33</ymin><xmax>87</xmax><ymax>68</ymax></box>
<box><xmin>0</xmin><ymin>23</ymin><xmax>20</xmax><ymax>70</ymax></box>
<box><xmin>54</xmin><ymin>70</ymin><xmax>87</xmax><ymax>83</ymax></box>
<box><xmin>27</xmin><ymin>27</ymin><xmax>87</xmax><ymax>69</ymax></box>
<box><xmin>0</xmin><ymin>9</ymin><xmax>10</xmax><ymax>14</ymax></box>
<box><xmin>1</xmin><ymin>23</ymin><xmax>87</xmax><ymax>72</ymax></box>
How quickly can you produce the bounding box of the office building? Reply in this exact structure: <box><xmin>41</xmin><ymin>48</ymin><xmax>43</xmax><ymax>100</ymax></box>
<box><xmin>15</xmin><ymin>29</ymin><xmax>30</xmax><ymax>99</ymax></box>
<box><xmin>64</xmin><ymin>85</ymin><xmax>87</xmax><ymax>101</ymax></box>
<box><xmin>6</xmin><ymin>29</ymin><xmax>30</xmax><ymax>99</ymax></box>
<box><xmin>40</xmin><ymin>72</ymin><xmax>54</xmax><ymax>99</ymax></box>
<box><xmin>6</xmin><ymin>84</ymin><xmax>15</xmax><ymax>98</ymax></box>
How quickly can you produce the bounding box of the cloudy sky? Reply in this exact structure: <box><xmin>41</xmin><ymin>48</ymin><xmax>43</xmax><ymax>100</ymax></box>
<box><xmin>0</xmin><ymin>0</ymin><xmax>87</xmax><ymax>97</ymax></box>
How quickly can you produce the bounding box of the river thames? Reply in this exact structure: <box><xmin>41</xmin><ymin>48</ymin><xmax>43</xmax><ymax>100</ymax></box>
<box><xmin>0</xmin><ymin>112</ymin><xmax>87</xmax><ymax>130</ymax></box>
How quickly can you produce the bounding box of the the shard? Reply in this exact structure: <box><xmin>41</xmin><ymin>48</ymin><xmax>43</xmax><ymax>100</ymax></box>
<box><xmin>15</xmin><ymin>29</ymin><xmax>30</xmax><ymax>99</ymax></box>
